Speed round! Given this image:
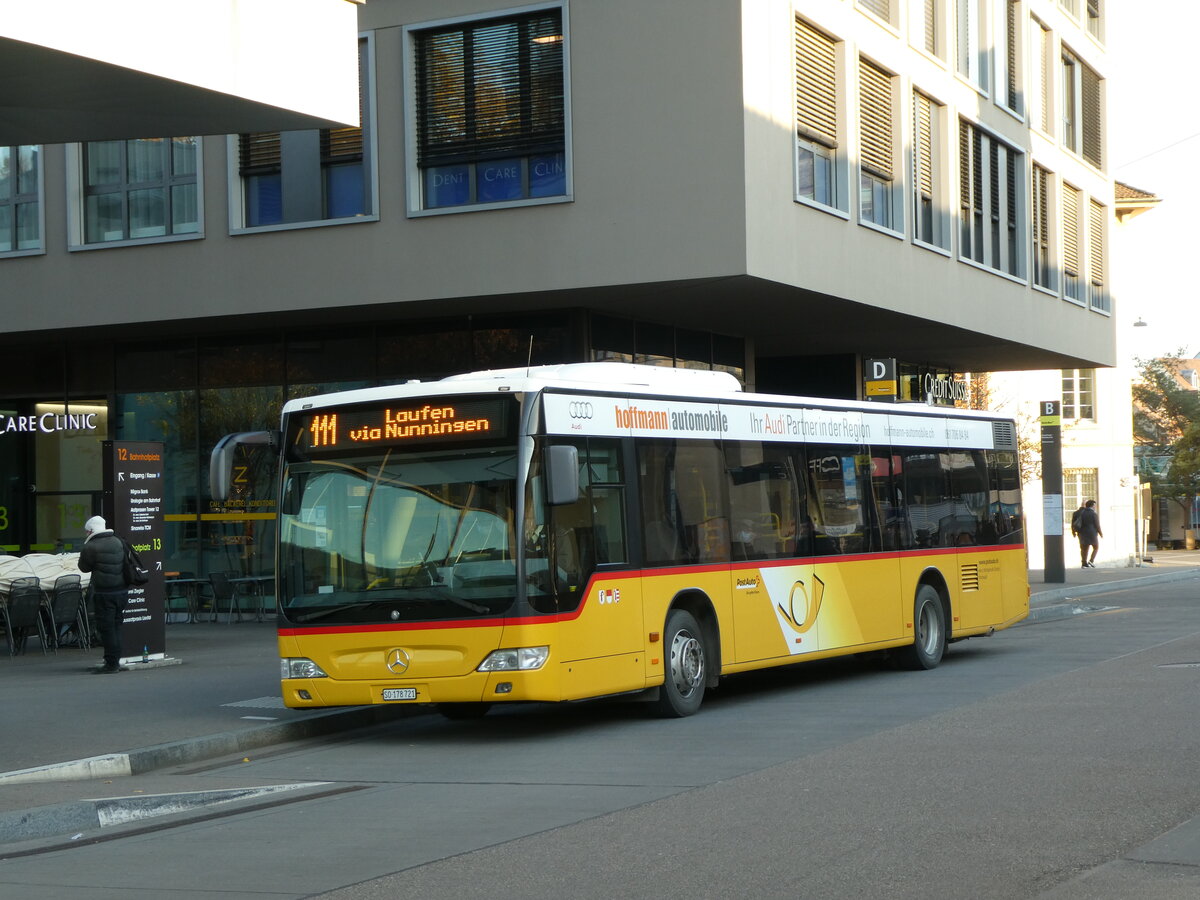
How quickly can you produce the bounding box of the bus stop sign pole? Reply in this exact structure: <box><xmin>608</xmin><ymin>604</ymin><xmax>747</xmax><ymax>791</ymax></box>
<box><xmin>1040</xmin><ymin>401</ymin><xmax>1065</xmax><ymax>583</ymax></box>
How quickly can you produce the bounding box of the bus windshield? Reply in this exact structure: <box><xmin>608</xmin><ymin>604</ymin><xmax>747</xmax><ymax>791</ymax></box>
<box><xmin>278</xmin><ymin>446</ymin><xmax>521</xmax><ymax>625</ymax></box>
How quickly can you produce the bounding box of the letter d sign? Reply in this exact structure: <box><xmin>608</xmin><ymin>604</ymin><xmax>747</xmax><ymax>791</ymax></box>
<box><xmin>872</xmin><ymin>361</ymin><xmax>886</xmax><ymax>379</ymax></box>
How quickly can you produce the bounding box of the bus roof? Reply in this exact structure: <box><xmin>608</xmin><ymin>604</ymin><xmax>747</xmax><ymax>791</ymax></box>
<box><xmin>281</xmin><ymin>362</ymin><xmax>1007</xmax><ymax>422</ymax></box>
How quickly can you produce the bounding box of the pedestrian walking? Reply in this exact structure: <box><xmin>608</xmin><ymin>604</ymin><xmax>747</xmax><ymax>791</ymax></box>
<box><xmin>77</xmin><ymin>515</ymin><xmax>131</xmax><ymax>673</ymax></box>
<box><xmin>1072</xmin><ymin>499</ymin><xmax>1103</xmax><ymax>568</ymax></box>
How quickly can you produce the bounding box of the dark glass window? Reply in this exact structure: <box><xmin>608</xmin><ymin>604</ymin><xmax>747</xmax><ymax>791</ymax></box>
<box><xmin>199</xmin><ymin>337</ymin><xmax>284</xmax><ymax>389</ymax></box>
<box><xmin>286</xmin><ymin>332</ymin><xmax>375</xmax><ymax>389</ymax></box>
<box><xmin>378</xmin><ymin>322</ymin><xmax>472</xmax><ymax>382</ymax></box>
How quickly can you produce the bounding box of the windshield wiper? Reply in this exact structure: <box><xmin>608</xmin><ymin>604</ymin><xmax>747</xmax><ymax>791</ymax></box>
<box><xmin>292</xmin><ymin>601</ymin><xmax>378</xmax><ymax>623</ymax></box>
<box><xmin>440</xmin><ymin>593</ymin><xmax>489</xmax><ymax>615</ymax></box>
<box><xmin>290</xmin><ymin>591</ymin><xmax>489</xmax><ymax>622</ymax></box>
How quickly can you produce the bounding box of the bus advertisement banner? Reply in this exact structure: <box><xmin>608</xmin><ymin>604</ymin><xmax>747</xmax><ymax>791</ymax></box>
<box><xmin>542</xmin><ymin>394</ymin><xmax>996</xmax><ymax>450</ymax></box>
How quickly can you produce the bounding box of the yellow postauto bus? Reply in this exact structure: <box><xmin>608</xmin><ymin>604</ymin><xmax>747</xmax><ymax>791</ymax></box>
<box><xmin>214</xmin><ymin>363</ymin><xmax>1029</xmax><ymax>718</ymax></box>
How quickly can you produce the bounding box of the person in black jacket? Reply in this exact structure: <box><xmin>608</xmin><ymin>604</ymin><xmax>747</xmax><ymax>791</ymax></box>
<box><xmin>78</xmin><ymin>515</ymin><xmax>130</xmax><ymax>673</ymax></box>
<box><xmin>1071</xmin><ymin>499</ymin><xmax>1103</xmax><ymax>568</ymax></box>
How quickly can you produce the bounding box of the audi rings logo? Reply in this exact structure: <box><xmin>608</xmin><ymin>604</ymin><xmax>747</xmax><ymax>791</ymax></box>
<box><xmin>568</xmin><ymin>401</ymin><xmax>594</xmax><ymax>420</ymax></box>
<box><xmin>386</xmin><ymin>648</ymin><xmax>411</xmax><ymax>674</ymax></box>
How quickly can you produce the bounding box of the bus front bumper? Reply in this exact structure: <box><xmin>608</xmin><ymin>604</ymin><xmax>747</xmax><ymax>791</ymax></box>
<box><xmin>281</xmin><ymin>667</ymin><xmax>561</xmax><ymax>708</ymax></box>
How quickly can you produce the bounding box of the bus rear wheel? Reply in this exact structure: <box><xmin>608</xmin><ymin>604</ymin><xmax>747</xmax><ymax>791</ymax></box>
<box><xmin>896</xmin><ymin>584</ymin><xmax>946</xmax><ymax>670</ymax></box>
<box><xmin>655</xmin><ymin>609</ymin><xmax>706</xmax><ymax>717</ymax></box>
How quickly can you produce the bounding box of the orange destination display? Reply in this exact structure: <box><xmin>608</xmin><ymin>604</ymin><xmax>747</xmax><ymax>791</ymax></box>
<box><xmin>292</xmin><ymin>395</ymin><xmax>514</xmax><ymax>453</ymax></box>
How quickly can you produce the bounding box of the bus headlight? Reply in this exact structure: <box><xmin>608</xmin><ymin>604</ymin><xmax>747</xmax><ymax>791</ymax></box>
<box><xmin>477</xmin><ymin>647</ymin><xmax>549</xmax><ymax>672</ymax></box>
<box><xmin>281</xmin><ymin>657</ymin><xmax>329</xmax><ymax>679</ymax></box>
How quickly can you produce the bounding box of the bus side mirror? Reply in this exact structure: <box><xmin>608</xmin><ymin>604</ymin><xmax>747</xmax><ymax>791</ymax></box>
<box><xmin>546</xmin><ymin>444</ymin><xmax>580</xmax><ymax>506</ymax></box>
<box><xmin>210</xmin><ymin>431</ymin><xmax>278</xmax><ymax>501</ymax></box>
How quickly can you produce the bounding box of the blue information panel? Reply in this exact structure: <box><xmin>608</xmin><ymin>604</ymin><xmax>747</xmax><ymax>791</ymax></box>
<box><xmin>476</xmin><ymin>158</ymin><xmax>523</xmax><ymax>203</ymax></box>
<box><xmin>424</xmin><ymin>164</ymin><xmax>471</xmax><ymax>208</ymax></box>
<box><xmin>529</xmin><ymin>152</ymin><xmax>566</xmax><ymax>197</ymax></box>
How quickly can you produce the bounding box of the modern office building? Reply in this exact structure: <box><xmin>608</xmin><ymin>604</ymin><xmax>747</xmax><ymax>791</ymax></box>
<box><xmin>0</xmin><ymin>0</ymin><xmax>1115</xmax><ymax>582</ymax></box>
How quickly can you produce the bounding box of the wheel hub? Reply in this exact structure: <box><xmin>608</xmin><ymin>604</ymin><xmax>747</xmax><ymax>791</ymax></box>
<box><xmin>669</xmin><ymin>630</ymin><xmax>704</xmax><ymax>697</ymax></box>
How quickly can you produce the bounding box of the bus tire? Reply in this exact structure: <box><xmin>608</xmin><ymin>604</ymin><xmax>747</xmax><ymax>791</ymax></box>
<box><xmin>437</xmin><ymin>702</ymin><xmax>492</xmax><ymax>720</ymax></box>
<box><xmin>655</xmin><ymin>609</ymin><xmax>707</xmax><ymax>717</ymax></box>
<box><xmin>896</xmin><ymin>584</ymin><xmax>946</xmax><ymax>670</ymax></box>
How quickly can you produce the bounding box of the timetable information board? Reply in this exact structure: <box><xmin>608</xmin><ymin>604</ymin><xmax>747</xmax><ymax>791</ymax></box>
<box><xmin>104</xmin><ymin>440</ymin><xmax>165</xmax><ymax>661</ymax></box>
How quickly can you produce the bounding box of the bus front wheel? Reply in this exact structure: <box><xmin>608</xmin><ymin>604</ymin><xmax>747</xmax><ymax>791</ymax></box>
<box><xmin>655</xmin><ymin>609</ymin><xmax>707</xmax><ymax>717</ymax></box>
<box><xmin>896</xmin><ymin>585</ymin><xmax>946</xmax><ymax>670</ymax></box>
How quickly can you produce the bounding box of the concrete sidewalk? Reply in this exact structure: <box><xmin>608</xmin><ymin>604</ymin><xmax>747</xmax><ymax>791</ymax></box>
<box><xmin>2</xmin><ymin>552</ymin><xmax>1199</xmax><ymax>850</ymax></box>
<box><xmin>1027</xmin><ymin>548</ymin><xmax>1200</xmax><ymax>615</ymax></box>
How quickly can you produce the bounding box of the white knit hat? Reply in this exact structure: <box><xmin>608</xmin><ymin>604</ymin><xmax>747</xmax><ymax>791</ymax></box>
<box><xmin>84</xmin><ymin>515</ymin><xmax>107</xmax><ymax>535</ymax></box>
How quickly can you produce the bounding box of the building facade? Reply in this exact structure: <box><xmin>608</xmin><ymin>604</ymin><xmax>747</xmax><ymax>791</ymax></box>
<box><xmin>0</xmin><ymin>0</ymin><xmax>1114</xmax><ymax>581</ymax></box>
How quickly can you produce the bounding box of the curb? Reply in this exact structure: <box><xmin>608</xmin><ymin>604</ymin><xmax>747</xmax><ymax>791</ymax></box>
<box><xmin>0</xmin><ymin>704</ymin><xmax>415</xmax><ymax>786</ymax></box>
<box><xmin>0</xmin><ymin>783</ymin><xmax>326</xmax><ymax>845</ymax></box>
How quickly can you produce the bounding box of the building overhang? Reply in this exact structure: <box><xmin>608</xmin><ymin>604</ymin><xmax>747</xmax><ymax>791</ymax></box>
<box><xmin>0</xmin><ymin>0</ymin><xmax>363</xmax><ymax>145</ymax></box>
<box><xmin>0</xmin><ymin>276</ymin><xmax>1115</xmax><ymax>376</ymax></box>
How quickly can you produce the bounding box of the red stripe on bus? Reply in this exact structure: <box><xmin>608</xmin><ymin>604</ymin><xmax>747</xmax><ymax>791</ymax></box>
<box><xmin>277</xmin><ymin>543</ymin><xmax>1024</xmax><ymax>638</ymax></box>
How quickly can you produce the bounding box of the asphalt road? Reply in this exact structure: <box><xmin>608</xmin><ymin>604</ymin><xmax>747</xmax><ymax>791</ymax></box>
<box><xmin>4</xmin><ymin>579</ymin><xmax>1200</xmax><ymax>899</ymax></box>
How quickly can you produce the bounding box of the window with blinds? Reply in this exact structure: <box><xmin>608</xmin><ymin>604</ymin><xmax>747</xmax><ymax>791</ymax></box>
<box><xmin>1000</xmin><ymin>0</ymin><xmax>1021</xmax><ymax>114</ymax></box>
<box><xmin>958</xmin><ymin>120</ymin><xmax>1024</xmax><ymax>275</ymax></box>
<box><xmin>414</xmin><ymin>9</ymin><xmax>566</xmax><ymax>209</ymax></box>
<box><xmin>858</xmin><ymin>59</ymin><xmax>895</xmax><ymax>228</ymax></box>
<box><xmin>956</xmin><ymin>0</ymin><xmax>986</xmax><ymax>88</ymax></box>
<box><xmin>238</xmin><ymin>37</ymin><xmax>371</xmax><ymax>227</ymax></box>
<box><xmin>794</xmin><ymin>18</ymin><xmax>840</xmax><ymax>208</ymax></box>
<box><xmin>923</xmin><ymin>0</ymin><xmax>939</xmax><ymax>56</ymax></box>
<box><xmin>795</xmin><ymin>19</ymin><xmax>838</xmax><ymax>151</ymax></box>
<box><xmin>1081</xmin><ymin>63</ymin><xmax>1102</xmax><ymax>167</ymax></box>
<box><xmin>1062</xmin><ymin>48</ymin><xmax>1103</xmax><ymax>169</ymax></box>
<box><xmin>1087</xmin><ymin>0</ymin><xmax>1103</xmax><ymax>39</ymax></box>
<box><xmin>1032</xmin><ymin>164</ymin><xmax>1053</xmax><ymax>289</ymax></box>
<box><xmin>859</xmin><ymin>61</ymin><xmax>893</xmax><ymax>181</ymax></box>
<box><xmin>1062</xmin><ymin>183</ymin><xmax>1082</xmax><ymax>302</ymax></box>
<box><xmin>912</xmin><ymin>91</ymin><xmax>943</xmax><ymax>247</ymax></box>
<box><xmin>1032</xmin><ymin>18</ymin><xmax>1051</xmax><ymax>133</ymax></box>
<box><xmin>858</xmin><ymin>0</ymin><xmax>893</xmax><ymax>26</ymax></box>
<box><xmin>1089</xmin><ymin>199</ymin><xmax>1108</xmax><ymax>311</ymax></box>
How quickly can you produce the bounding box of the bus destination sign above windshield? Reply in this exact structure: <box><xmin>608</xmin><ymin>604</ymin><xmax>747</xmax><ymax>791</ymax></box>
<box><xmin>298</xmin><ymin>396</ymin><xmax>512</xmax><ymax>452</ymax></box>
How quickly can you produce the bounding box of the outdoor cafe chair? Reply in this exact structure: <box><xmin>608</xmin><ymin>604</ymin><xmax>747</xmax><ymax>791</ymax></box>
<box><xmin>198</xmin><ymin>572</ymin><xmax>245</xmax><ymax>623</ymax></box>
<box><xmin>6</xmin><ymin>577</ymin><xmax>50</xmax><ymax>655</ymax></box>
<box><xmin>47</xmin><ymin>574</ymin><xmax>90</xmax><ymax>650</ymax></box>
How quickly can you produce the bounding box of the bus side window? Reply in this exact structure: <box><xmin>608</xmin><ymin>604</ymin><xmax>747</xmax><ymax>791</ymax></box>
<box><xmin>639</xmin><ymin>440</ymin><xmax>684</xmax><ymax>566</ymax></box>
<box><xmin>901</xmin><ymin>449</ymin><xmax>948</xmax><ymax>549</ymax></box>
<box><xmin>725</xmin><ymin>440</ymin><xmax>801</xmax><ymax>561</ymax></box>
<box><xmin>804</xmin><ymin>443</ymin><xmax>868</xmax><ymax>556</ymax></box>
<box><xmin>987</xmin><ymin>449</ymin><xmax>1022</xmax><ymax>542</ymax></box>
<box><xmin>872</xmin><ymin>452</ymin><xmax>905</xmax><ymax>551</ymax></box>
<box><xmin>641</xmin><ymin>439</ymin><xmax>729</xmax><ymax>565</ymax></box>
<box><xmin>948</xmin><ymin>450</ymin><xmax>992</xmax><ymax>546</ymax></box>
